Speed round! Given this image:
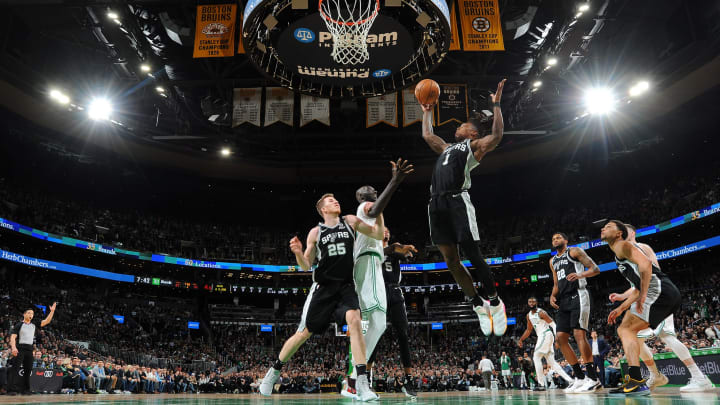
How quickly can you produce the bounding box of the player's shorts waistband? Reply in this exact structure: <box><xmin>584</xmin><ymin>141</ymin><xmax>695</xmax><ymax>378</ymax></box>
<box><xmin>356</xmin><ymin>251</ymin><xmax>383</xmax><ymax>260</ymax></box>
<box><xmin>431</xmin><ymin>190</ymin><xmax>468</xmax><ymax>197</ymax></box>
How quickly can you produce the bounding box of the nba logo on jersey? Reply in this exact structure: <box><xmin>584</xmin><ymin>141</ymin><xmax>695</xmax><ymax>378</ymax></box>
<box><xmin>294</xmin><ymin>28</ymin><xmax>315</xmax><ymax>43</ymax></box>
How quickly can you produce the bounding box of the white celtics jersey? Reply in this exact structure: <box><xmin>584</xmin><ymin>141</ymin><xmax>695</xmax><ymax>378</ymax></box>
<box><xmin>529</xmin><ymin>309</ymin><xmax>552</xmax><ymax>336</ymax></box>
<box><xmin>353</xmin><ymin>202</ymin><xmax>383</xmax><ymax>259</ymax></box>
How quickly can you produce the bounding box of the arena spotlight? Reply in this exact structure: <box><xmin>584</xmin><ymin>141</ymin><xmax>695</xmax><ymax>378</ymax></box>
<box><xmin>107</xmin><ymin>11</ymin><xmax>118</xmax><ymax>19</ymax></box>
<box><xmin>629</xmin><ymin>80</ymin><xmax>650</xmax><ymax>97</ymax></box>
<box><xmin>584</xmin><ymin>87</ymin><xmax>616</xmax><ymax>115</ymax></box>
<box><xmin>88</xmin><ymin>98</ymin><xmax>112</xmax><ymax>121</ymax></box>
<box><xmin>578</xmin><ymin>3</ymin><xmax>590</xmax><ymax>12</ymax></box>
<box><xmin>141</xmin><ymin>64</ymin><xmax>151</xmax><ymax>72</ymax></box>
<box><xmin>113</xmin><ymin>19</ymin><xmax>122</xmax><ymax>25</ymax></box>
<box><xmin>155</xmin><ymin>86</ymin><xmax>165</xmax><ymax>93</ymax></box>
<box><xmin>49</xmin><ymin>89</ymin><xmax>70</xmax><ymax>104</ymax></box>
<box><xmin>532</xmin><ymin>81</ymin><xmax>542</xmax><ymax>88</ymax></box>
<box><xmin>221</xmin><ymin>148</ymin><xmax>231</xmax><ymax>157</ymax></box>
<box><xmin>546</xmin><ymin>57</ymin><xmax>558</xmax><ymax>66</ymax></box>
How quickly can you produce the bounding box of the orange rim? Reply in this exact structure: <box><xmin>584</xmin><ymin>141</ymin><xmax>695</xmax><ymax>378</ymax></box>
<box><xmin>318</xmin><ymin>0</ymin><xmax>380</xmax><ymax>26</ymax></box>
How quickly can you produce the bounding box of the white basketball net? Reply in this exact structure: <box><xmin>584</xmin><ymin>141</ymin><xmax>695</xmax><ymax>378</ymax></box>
<box><xmin>319</xmin><ymin>0</ymin><xmax>380</xmax><ymax>65</ymax></box>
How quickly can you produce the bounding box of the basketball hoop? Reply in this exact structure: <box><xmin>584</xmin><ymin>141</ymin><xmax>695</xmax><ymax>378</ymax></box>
<box><xmin>318</xmin><ymin>0</ymin><xmax>380</xmax><ymax>65</ymax></box>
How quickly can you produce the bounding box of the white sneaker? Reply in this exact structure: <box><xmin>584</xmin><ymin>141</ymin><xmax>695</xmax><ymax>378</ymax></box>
<box><xmin>356</xmin><ymin>374</ymin><xmax>379</xmax><ymax>401</ymax></box>
<box><xmin>488</xmin><ymin>298</ymin><xmax>507</xmax><ymax>336</ymax></box>
<box><xmin>259</xmin><ymin>368</ymin><xmax>280</xmax><ymax>396</ymax></box>
<box><xmin>680</xmin><ymin>376</ymin><xmax>714</xmax><ymax>392</ymax></box>
<box><xmin>564</xmin><ymin>378</ymin><xmax>581</xmax><ymax>394</ymax></box>
<box><xmin>473</xmin><ymin>302</ymin><xmax>493</xmax><ymax>336</ymax></box>
<box><xmin>573</xmin><ymin>377</ymin><xmax>602</xmax><ymax>393</ymax></box>
<box><xmin>340</xmin><ymin>379</ymin><xmax>358</xmax><ymax>399</ymax></box>
<box><xmin>647</xmin><ymin>372</ymin><xmax>669</xmax><ymax>389</ymax></box>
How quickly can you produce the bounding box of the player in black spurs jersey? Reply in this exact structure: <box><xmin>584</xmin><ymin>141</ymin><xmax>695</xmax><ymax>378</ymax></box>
<box><xmin>548</xmin><ymin>232</ymin><xmax>602</xmax><ymax>393</ymax></box>
<box><xmin>259</xmin><ymin>194</ymin><xmax>384</xmax><ymax>402</ymax></box>
<box><xmin>419</xmin><ymin>79</ymin><xmax>507</xmax><ymax>336</ymax></box>
<box><xmin>601</xmin><ymin>220</ymin><xmax>682</xmax><ymax>396</ymax></box>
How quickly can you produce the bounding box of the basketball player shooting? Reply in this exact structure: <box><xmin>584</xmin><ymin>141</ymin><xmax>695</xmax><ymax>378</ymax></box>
<box><xmin>418</xmin><ymin>79</ymin><xmax>507</xmax><ymax>336</ymax></box>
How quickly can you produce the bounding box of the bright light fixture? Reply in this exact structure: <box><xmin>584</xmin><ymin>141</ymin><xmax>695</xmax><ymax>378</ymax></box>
<box><xmin>107</xmin><ymin>11</ymin><xmax>118</xmax><ymax>19</ymax></box>
<box><xmin>578</xmin><ymin>4</ymin><xmax>590</xmax><ymax>12</ymax></box>
<box><xmin>547</xmin><ymin>57</ymin><xmax>558</xmax><ymax>66</ymax></box>
<box><xmin>88</xmin><ymin>98</ymin><xmax>112</xmax><ymax>121</ymax></box>
<box><xmin>629</xmin><ymin>80</ymin><xmax>650</xmax><ymax>97</ymax></box>
<box><xmin>113</xmin><ymin>19</ymin><xmax>122</xmax><ymax>25</ymax></box>
<box><xmin>221</xmin><ymin>148</ymin><xmax>231</xmax><ymax>157</ymax></box>
<box><xmin>49</xmin><ymin>89</ymin><xmax>70</xmax><ymax>104</ymax></box>
<box><xmin>141</xmin><ymin>64</ymin><xmax>151</xmax><ymax>72</ymax></box>
<box><xmin>156</xmin><ymin>86</ymin><xmax>165</xmax><ymax>93</ymax></box>
<box><xmin>532</xmin><ymin>80</ymin><xmax>542</xmax><ymax>88</ymax></box>
<box><xmin>575</xmin><ymin>12</ymin><xmax>583</xmax><ymax>18</ymax></box>
<box><xmin>584</xmin><ymin>87</ymin><xmax>616</xmax><ymax>115</ymax></box>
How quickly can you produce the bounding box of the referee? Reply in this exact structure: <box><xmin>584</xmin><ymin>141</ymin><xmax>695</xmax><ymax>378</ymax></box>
<box><xmin>9</xmin><ymin>302</ymin><xmax>56</xmax><ymax>394</ymax></box>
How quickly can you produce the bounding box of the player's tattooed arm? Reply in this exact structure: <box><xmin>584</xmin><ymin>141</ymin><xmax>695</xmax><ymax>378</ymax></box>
<box><xmin>470</xmin><ymin>79</ymin><xmax>505</xmax><ymax>160</ymax></box>
<box><xmin>517</xmin><ymin>314</ymin><xmax>533</xmax><ymax>347</ymax></box>
<box><xmin>420</xmin><ymin>104</ymin><xmax>448</xmax><ymax>154</ymax></box>
<box><xmin>366</xmin><ymin>158</ymin><xmax>414</xmax><ymax>218</ymax></box>
<box><xmin>549</xmin><ymin>259</ymin><xmax>559</xmax><ymax>309</ymax></box>
<box><xmin>566</xmin><ymin>247</ymin><xmax>601</xmax><ymax>280</ymax></box>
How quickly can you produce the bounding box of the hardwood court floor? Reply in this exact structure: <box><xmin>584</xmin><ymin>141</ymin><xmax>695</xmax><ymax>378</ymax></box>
<box><xmin>0</xmin><ymin>388</ymin><xmax>717</xmax><ymax>404</ymax></box>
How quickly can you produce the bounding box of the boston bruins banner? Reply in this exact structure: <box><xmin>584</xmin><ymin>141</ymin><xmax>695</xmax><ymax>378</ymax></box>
<box><xmin>193</xmin><ymin>4</ymin><xmax>237</xmax><ymax>58</ymax></box>
<box><xmin>237</xmin><ymin>13</ymin><xmax>245</xmax><ymax>54</ymax></box>
<box><xmin>449</xmin><ymin>2</ymin><xmax>461</xmax><ymax>51</ymax></box>
<box><xmin>437</xmin><ymin>84</ymin><xmax>468</xmax><ymax>126</ymax></box>
<box><xmin>264</xmin><ymin>87</ymin><xmax>294</xmax><ymax>127</ymax></box>
<box><xmin>232</xmin><ymin>88</ymin><xmax>261</xmax><ymax>127</ymax></box>
<box><xmin>458</xmin><ymin>0</ymin><xmax>505</xmax><ymax>51</ymax></box>
<box><xmin>300</xmin><ymin>95</ymin><xmax>330</xmax><ymax>127</ymax></box>
<box><xmin>402</xmin><ymin>86</ymin><xmax>424</xmax><ymax>127</ymax></box>
<box><xmin>366</xmin><ymin>94</ymin><xmax>398</xmax><ymax>128</ymax></box>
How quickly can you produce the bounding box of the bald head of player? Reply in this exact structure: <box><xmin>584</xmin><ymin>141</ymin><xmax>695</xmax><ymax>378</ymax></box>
<box><xmin>600</xmin><ymin>220</ymin><xmax>628</xmax><ymax>243</ymax></box>
<box><xmin>355</xmin><ymin>186</ymin><xmax>378</xmax><ymax>203</ymax></box>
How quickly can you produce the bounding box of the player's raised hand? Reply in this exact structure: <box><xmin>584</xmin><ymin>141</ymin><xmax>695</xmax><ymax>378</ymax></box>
<box><xmin>49</xmin><ymin>302</ymin><xmax>57</xmax><ymax>312</ymax></box>
<box><xmin>289</xmin><ymin>236</ymin><xmax>303</xmax><ymax>255</ymax></box>
<box><xmin>490</xmin><ymin>79</ymin><xmax>506</xmax><ymax>104</ymax></box>
<box><xmin>400</xmin><ymin>244</ymin><xmax>418</xmax><ymax>256</ymax></box>
<box><xmin>390</xmin><ymin>158</ymin><xmax>414</xmax><ymax>182</ymax></box>
<box><xmin>517</xmin><ymin>340</ymin><xmax>523</xmax><ymax>348</ymax></box>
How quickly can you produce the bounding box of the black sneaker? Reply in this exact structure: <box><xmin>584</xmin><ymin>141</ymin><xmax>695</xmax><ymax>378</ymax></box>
<box><xmin>533</xmin><ymin>385</ymin><xmax>547</xmax><ymax>391</ymax></box>
<box><xmin>610</xmin><ymin>376</ymin><xmax>650</xmax><ymax>395</ymax></box>
<box><xmin>402</xmin><ymin>379</ymin><xmax>417</xmax><ymax>398</ymax></box>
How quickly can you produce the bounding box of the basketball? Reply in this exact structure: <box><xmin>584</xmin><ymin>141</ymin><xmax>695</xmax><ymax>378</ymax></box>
<box><xmin>415</xmin><ymin>79</ymin><xmax>440</xmax><ymax>105</ymax></box>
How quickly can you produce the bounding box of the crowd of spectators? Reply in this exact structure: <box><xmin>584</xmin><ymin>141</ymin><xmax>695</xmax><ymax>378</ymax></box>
<box><xmin>1</xmin><ymin>159</ymin><xmax>718</xmax><ymax>265</ymax></box>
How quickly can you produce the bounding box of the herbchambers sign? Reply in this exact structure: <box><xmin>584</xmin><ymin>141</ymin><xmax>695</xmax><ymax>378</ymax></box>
<box><xmin>275</xmin><ymin>14</ymin><xmax>413</xmax><ymax>85</ymax></box>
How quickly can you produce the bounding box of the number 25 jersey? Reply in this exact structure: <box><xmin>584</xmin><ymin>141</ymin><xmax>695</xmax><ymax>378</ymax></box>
<box><xmin>313</xmin><ymin>219</ymin><xmax>356</xmax><ymax>284</ymax></box>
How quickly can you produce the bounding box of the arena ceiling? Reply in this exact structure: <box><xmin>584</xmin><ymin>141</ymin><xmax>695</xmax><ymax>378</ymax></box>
<box><xmin>0</xmin><ymin>0</ymin><xmax>719</xmax><ymax>180</ymax></box>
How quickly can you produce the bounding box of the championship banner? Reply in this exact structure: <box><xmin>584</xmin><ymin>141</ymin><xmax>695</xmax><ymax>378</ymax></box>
<box><xmin>402</xmin><ymin>86</ymin><xmax>424</xmax><ymax>126</ymax></box>
<box><xmin>621</xmin><ymin>348</ymin><xmax>720</xmax><ymax>386</ymax></box>
<box><xmin>237</xmin><ymin>13</ymin><xmax>245</xmax><ymax>54</ymax></box>
<box><xmin>366</xmin><ymin>93</ymin><xmax>398</xmax><ymax>127</ymax></box>
<box><xmin>458</xmin><ymin>0</ymin><xmax>505</xmax><ymax>51</ymax></box>
<box><xmin>232</xmin><ymin>88</ymin><xmax>261</xmax><ymax>127</ymax></box>
<box><xmin>193</xmin><ymin>4</ymin><xmax>237</xmax><ymax>58</ymax></box>
<box><xmin>449</xmin><ymin>2</ymin><xmax>461</xmax><ymax>51</ymax></box>
<box><xmin>264</xmin><ymin>87</ymin><xmax>294</xmax><ymax>127</ymax></box>
<box><xmin>436</xmin><ymin>84</ymin><xmax>468</xmax><ymax>126</ymax></box>
<box><xmin>300</xmin><ymin>95</ymin><xmax>330</xmax><ymax>126</ymax></box>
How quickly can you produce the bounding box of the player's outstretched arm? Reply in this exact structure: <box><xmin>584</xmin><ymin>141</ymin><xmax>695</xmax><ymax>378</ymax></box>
<box><xmin>40</xmin><ymin>302</ymin><xmax>57</xmax><ymax>327</ymax></box>
<box><xmin>518</xmin><ymin>314</ymin><xmax>533</xmax><ymax>347</ymax></box>
<box><xmin>549</xmin><ymin>259</ymin><xmax>559</xmax><ymax>309</ymax></box>
<box><xmin>420</xmin><ymin>104</ymin><xmax>448</xmax><ymax>155</ymax></box>
<box><xmin>346</xmin><ymin>214</ymin><xmax>384</xmax><ymax>240</ymax></box>
<box><xmin>470</xmin><ymin>79</ymin><xmax>505</xmax><ymax>160</ymax></box>
<box><xmin>290</xmin><ymin>227</ymin><xmax>318</xmax><ymax>271</ymax></box>
<box><xmin>366</xmin><ymin>158</ymin><xmax>414</xmax><ymax>218</ymax></box>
